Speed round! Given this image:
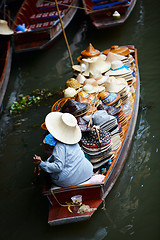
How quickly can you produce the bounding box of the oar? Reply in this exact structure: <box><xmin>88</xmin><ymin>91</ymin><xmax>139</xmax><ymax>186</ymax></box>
<box><xmin>55</xmin><ymin>0</ymin><xmax>74</xmax><ymax>66</ymax></box>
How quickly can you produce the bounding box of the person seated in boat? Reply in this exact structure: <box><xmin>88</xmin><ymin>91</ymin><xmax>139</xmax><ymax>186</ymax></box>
<box><xmin>33</xmin><ymin>112</ymin><xmax>93</xmax><ymax>187</ymax></box>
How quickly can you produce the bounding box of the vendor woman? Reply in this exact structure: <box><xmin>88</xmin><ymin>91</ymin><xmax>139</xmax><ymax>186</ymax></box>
<box><xmin>33</xmin><ymin>112</ymin><xmax>93</xmax><ymax>187</ymax></box>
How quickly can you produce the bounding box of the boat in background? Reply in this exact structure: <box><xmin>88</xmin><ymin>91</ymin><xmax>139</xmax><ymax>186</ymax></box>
<box><xmin>42</xmin><ymin>44</ymin><xmax>140</xmax><ymax>226</ymax></box>
<box><xmin>12</xmin><ymin>0</ymin><xmax>79</xmax><ymax>53</ymax></box>
<box><xmin>0</xmin><ymin>8</ymin><xmax>13</xmax><ymax>114</ymax></box>
<box><xmin>82</xmin><ymin>0</ymin><xmax>137</xmax><ymax>29</ymax></box>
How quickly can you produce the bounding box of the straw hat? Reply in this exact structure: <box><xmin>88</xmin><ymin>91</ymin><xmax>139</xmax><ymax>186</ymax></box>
<box><xmin>98</xmin><ymin>91</ymin><xmax>120</xmax><ymax>106</ymax></box>
<box><xmin>76</xmin><ymin>73</ymin><xmax>86</xmax><ymax>84</ymax></box>
<box><xmin>45</xmin><ymin>112</ymin><xmax>82</xmax><ymax>144</ymax></box>
<box><xmin>64</xmin><ymin>87</ymin><xmax>78</xmax><ymax>98</ymax></box>
<box><xmin>103</xmin><ymin>45</ymin><xmax>130</xmax><ymax>56</ymax></box>
<box><xmin>106</xmin><ymin>51</ymin><xmax>127</xmax><ymax>63</ymax></box>
<box><xmin>65</xmin><ymin>78</ymin><xmax>80</xmax><ymax>89</ymax></box>
<box><xmin>81</xmin><ymin>43</ymin><xmax>100</xmax><ymax>58</ymax></box>
<box><xmin>83</xmin><ymin>84</ymin><xmax>104</xmax><ymax>94</ymax></box>
<box><xmin>83</xmin><ymin>78</ymin><xmax>105</xmax><ymax>93</ymax></box>
<box><xmin>105</xmin><ymin>76</ymin><xmax>128</xmax><ymax>93</ymax></box>
<box><xmin>83</xmin><ymin>58</ymin><xmax>111</xmax><ymax>77</ymax></box>
<box><xmin>89</xmin><ymin>72</ymin><xmax>108</xmax><ymax>85</ymax></box>
<box><xmin>72</xmin><ymin>61</ymin><xmax>88</xmax><ymax>73</ymax></box>
<box><xmin>0</xmin><ymin>19</ymin><xmax>14</xmax><ymax>35</ymax></box>
<box><xmin>107</xmin><ymin>60</ymin><xmax>132</xmax><ymax>76</ymax></box>
<box><xmin>73</xmin><ymin>56</ymin><xmax>111</xmax><ymax>77</ymax></box>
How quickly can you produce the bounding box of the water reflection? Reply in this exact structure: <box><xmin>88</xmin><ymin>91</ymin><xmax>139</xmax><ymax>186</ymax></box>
<box><xmin>100</xmin><ymin>105</ymin><xmax>152</xmax><ymax>239</ymax></box>
<box><xmin>56</xmin><ymin>21</ymin><xmax>88</xmax><ymax>75</ymax></box>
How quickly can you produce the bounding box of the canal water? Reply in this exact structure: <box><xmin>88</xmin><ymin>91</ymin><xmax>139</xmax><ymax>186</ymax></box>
<box><xmin>0</xmin><ymin>0</ymin><xmax>160</xmax><ymax>239</ymax></box>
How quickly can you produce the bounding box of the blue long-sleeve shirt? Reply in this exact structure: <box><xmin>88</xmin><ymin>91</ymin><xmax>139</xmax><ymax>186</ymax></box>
<box><xmin>40</xmin><ymin>142</ymin><xmax>93</xmax><ymax>187</ymax></box>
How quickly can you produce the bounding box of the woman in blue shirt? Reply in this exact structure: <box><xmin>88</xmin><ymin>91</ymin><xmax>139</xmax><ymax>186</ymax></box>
<box><xmin>33</xmin><ymin>112</ymin><xmax>93</xmax><ymax>187</ymax></box>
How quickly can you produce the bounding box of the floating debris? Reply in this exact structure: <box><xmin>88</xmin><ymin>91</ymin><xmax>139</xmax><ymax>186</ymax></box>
<box><xmin>9</xmin><ymin>88</ymin><xmax>62</xmax><ymax>115</ymax></box>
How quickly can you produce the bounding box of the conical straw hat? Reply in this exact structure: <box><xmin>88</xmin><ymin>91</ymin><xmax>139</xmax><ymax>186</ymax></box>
<box><xmin>103</xmin><ymin>45</ymin><xmax>130</xmax><ymax>56</ymax></box>
<box><xmin>107</xmin><ymin>51</ymin><xmax>127</xmax><ymax>63</ymax></box>
<box><xmin>81</xmin><ymin>43</ymin><xmax>100</xmax><ymax>58</ymax></box>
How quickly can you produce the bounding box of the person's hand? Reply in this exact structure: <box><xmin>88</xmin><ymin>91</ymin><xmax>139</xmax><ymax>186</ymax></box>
<box><xmin>33</xmin><ymin>154</ymin><xmax>42</xmax><ymax>165</ymax></box>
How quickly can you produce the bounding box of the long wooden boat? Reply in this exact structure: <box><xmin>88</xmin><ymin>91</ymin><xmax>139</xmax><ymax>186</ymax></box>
<box><xmin>41</xmin><ymin>44</ymin><xmax>140</xmax><ymax>226</ymax></box>
<box><xmin>82</xmin><ymin>0</ymin><xmax>137</xmax><ymax>29</ymax></box>
<box><xmin>12</xmin><ymin>0</ymin><xmax>79</xmax><ymax>53</ymax></box>
<box><xmin>0</xmin><ymin>9</ymin><xmax>13</xmax><ymax>114</ymax></box>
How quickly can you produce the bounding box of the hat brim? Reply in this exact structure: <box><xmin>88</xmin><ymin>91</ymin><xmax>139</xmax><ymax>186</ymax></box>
<box><xmin>45</xmin><ymin>112</ymin><xmax>82</xmax><ymax>144</ymax></box>
<box><xmin>107</xmin><ymin>68</ymin><xmax>132</xmax><ymax>76</ymax></box>
<box><xmin>83</xmin><ymin>61</ymin><xmax>111</xmax><ymax>77</ymax></box>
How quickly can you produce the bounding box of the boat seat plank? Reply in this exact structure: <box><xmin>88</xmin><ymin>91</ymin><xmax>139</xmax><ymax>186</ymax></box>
<box><xmin>30</xmin><ymin>10</ymin><xmax>65</xmax><ymax>22</ymax></box>
<box><xmin>28</xmin><ymin>19</ymin><xmax>60</xmax><ymax>30</ymax></box>
<box><xmin>92</xmin><ymin>0</ymin><xmax>129</xmax><ymax>10</ymax></box>
<box><xmin>37</xmin><ymin>0</ymin><xmax>71</xmax><ymax>11</ymax></box>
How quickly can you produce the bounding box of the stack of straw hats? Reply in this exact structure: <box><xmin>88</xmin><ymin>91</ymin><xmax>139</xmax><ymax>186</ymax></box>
<box><xmin>72</xmin><ymin>43</ymin><xmax>111</xmax><ymax>77</ymax></box>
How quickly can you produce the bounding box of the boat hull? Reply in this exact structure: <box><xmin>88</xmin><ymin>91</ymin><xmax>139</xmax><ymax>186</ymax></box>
<box><xmin>12</xmin><ymin>0</ymin><xmax>79</xmax><ymax>53</ymax></box>
<box><xmin>43</xmin><ymin>46</ymin><xmax>140</xmax><ymax>225</ymax></box>
<box><xmin>82</xmin><ymin>0</ymin><xmax>137</xmax><ymax>29</ymax></box>
<box><xmin>0</xmin><ymin>11</ymin><xmax>12</xmax><ymax>114</ymax></box>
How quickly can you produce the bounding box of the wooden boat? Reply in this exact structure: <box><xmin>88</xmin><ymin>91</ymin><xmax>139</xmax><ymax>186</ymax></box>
<box><xmin>12</xmin><ymin>0</ymin><xmax>79</xmax><ymax>53</ymax></box>
<box><xmin>82</xmin><ymin>0</ymin><xmax>137</xmax><ymax>29</ymax></box>
<box><xmin>42</xmin><ymin>44</ymin><xmax>140</xmax><ymax>226</ymax></box>
<box><xmin>0</xmin><ymin>9</ymin><xmax>13</xmax><ymax>114</ymax></box>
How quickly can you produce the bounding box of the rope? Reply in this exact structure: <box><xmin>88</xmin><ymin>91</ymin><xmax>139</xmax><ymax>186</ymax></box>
<box><xmin>50</xmin><ymin>189</ymin><xmax>82</xmax><ymax>213</ymax></box>
<box><xmin>88</xmin><ymin>96</ymin><xmax>99</xmax><ymax>128</ymax></box>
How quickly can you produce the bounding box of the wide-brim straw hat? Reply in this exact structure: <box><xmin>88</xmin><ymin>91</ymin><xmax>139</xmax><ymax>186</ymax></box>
<box><xmin>45</xmin><ymin>112</ymin><xmax>82</xmax><ymax>144</ymax></box>
<box><xmin>107</xmin><ymin>60</ymin><xmax>132</xmax><ymax>76</ymax></box>
<box><xmin>73</xmin><ymin>55</ymin><xmax>110</xmax><ymax>77</ymax></box>
<box><xmin>0</xmin><ymin>19</ymin><xmax>14</xmax><ymax>35</ymax></box>
<box><xmin>64</xmin><ymin>87</ymin><xmax>78</xmax><ymax>98</ymax></box>
<box><xmin>83</xmin><ymin>59</ymin><xmax>111</xmax><ymax>77</ymax></box>
<box><xmin>83</xmin><ymin>84</ymin><xmax>105</xmax><ymax>94</ymax></box>
<box><xmin>89</xmin><ymin>71</ymin><xmax>109</xmax><ymax>85</ymax></box>
<box><xmin>105</xmin><ymin>76</ymin><xmax>128</xmax><ymax>93</ymax></box>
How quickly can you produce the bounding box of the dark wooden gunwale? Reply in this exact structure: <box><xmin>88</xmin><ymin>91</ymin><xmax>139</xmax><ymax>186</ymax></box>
<box><xmin>12</xmin><ymin>0</ymin><xmax>78</xmax><ymax>53</ymax></box>
<box><xmin>43</xmin><ymin>46</ymin><xmax>140</xmax><ymax>226</ymax></box>
<box><xmin>82</xmin><ymin>0</ymin><xmax>137</xmax><ymax>29</ymax></box>
<box><xmin>0</xmin><ymin>11</ymin><xmax>12</xmax><ymax>114</ymax></box>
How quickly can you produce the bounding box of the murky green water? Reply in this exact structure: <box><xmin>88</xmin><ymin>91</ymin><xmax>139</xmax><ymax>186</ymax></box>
<box><xmin>0</xmin><ymin>0</ymin><xmax>160</xmax><ymax>239</ymax></box>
